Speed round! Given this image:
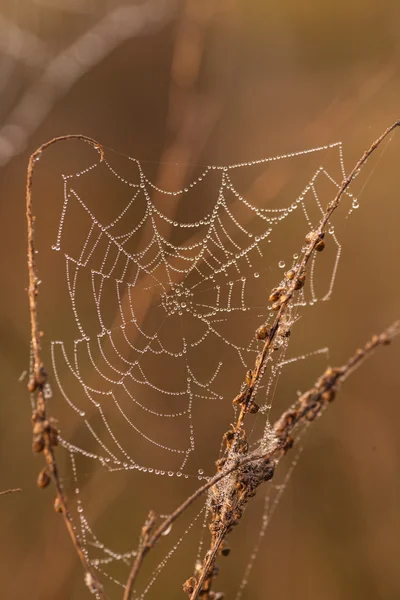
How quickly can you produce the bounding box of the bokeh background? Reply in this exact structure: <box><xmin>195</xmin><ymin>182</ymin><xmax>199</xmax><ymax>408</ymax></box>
<box><xmin>1</xmin><ymin>1</ymin><xmax>400</xmax><ymax>599</ymax></box>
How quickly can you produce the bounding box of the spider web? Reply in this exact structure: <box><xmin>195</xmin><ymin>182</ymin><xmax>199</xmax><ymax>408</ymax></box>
<box><xmin>36</xmin><ymin>138</ymin><xmax>356</xmax><ymax>596</ymax></box>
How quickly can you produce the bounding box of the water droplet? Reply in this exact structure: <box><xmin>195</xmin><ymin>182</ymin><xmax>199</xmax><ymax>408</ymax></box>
<box><xmin>254</xmin><ymin>272</ymin><xmax>259</xmax><ymax>278</ymax></box>
<box><xmin>198</xmin><ymin>469</ymin><xmax>204</xmax><ymax>475</ymax></box>
<box><xmin>278</xmin><ymin>261</ymin><xmax>285</xmax><ymax>268</ymax></box>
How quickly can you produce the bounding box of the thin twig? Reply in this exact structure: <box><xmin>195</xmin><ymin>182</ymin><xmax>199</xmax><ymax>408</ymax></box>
<box><xmin>26</xmin><ymin>135</ymin><xmax>106</xmax><ymax>599</ymax></box>
<box><xmin>0</xmin><ymin>488</ymin><xmax>22</xmax><ymax>496</ymax></box>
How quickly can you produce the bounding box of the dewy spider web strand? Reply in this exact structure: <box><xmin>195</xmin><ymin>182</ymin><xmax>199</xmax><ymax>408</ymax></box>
<box><xmin>49</xmin><ymin>139</ymin><xmax>345</xmax><ymax>479</ymax></box>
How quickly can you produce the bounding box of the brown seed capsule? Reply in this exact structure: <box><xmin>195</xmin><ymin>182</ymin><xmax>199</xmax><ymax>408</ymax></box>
<box><xmin>305</xmin><ymin>231</ymin><xmax>315</xmax><ymax>243</ymax></box>
<box><xmin>294</xmin><ymin>273</ymin><xmax>306</xmax><ymax>290</ymax></box>
<box><xmin>37</xmin><ymin>468</ymin><xmax>50</xmax><ymax>489</ymax></box>
<box><xmin>48</xmin><ymin>425</ymin><xmax>59</xmax><ymax>447</ymax></box>
<box><xmin>223</xmin><ymin>429</ymin><xmax>235</xmax><ymax>446</ymax></box>
<box><xmin>32</xmin><ymin>436</ymin><xmax>45</xmax><ymax>453</ymax></box>
<box><xmin>255</xmin><ymin>325</ymin><xmax>270</xmax><ymax>341</ymax></box>
<box><xmin>232</xmin><ymin>391</ymin><xmax>247</xmax><ymax>405</ymax></box>
<box><xmin>245</xmin><ymin>370</ymin><xmax>252</xmax><ymax>386</ymax></box>
<box><xmin>183</xmin><ymin>578</ymin><xmax>196</xmax><ymax>595</ymax></box>
<box><xmin>221</xmin><ymin>546</ymin><xmax>231</xmax><ymax>557</ymax></box>
<box><xmin>27</xmin><ymin>378</ymin><xmax>37</xmax><ymax>393</ymax></box>
<box><xmin>269</xmin><ymin>287</ymin><xmax>284</xmax><ymax>302</ymax></box>
<box><xmin>321</xmin><ymin>389</ymin><xmax>335</xmax><ymax>403</ymax></box>
<box><xmin>54</xmin><ymin>497</ymin><xmax>63</xmax><ymax>514</ymax></box>
<box><xmin>215</xmin><ymin>457</ymin><xmax>226</xmax><ymax>472</ymax></box>
<box><xmin>285</xmin><ymin>269</ymin><xmax>295</xmax><ymax>280</ymax></box>
<box><xmin>315</xmin><ymin>239</ymin><xmax>325</xmax><ymax>252</ymax></box>
<box><xmin>247</xmin><ymin>402</ymin><xmax>259</xmax><ymax>414</ymax></box>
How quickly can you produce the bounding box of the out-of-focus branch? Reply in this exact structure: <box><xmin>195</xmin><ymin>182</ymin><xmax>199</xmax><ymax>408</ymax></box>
<box><xmin>0</xmin><ymin>0</ymin><xmax>178</xmax><ymax>166</ymax></box>
<box><xmin>0</xmin><ymin>488</ymin><xmax>22</xmax><ymax>496</ymax></box>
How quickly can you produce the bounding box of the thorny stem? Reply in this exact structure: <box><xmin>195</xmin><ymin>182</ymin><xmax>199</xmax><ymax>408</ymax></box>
<box><xmin>26</xmin><ymin>135</ymin><xmax>106</xmax><ymax>599</ymax></box>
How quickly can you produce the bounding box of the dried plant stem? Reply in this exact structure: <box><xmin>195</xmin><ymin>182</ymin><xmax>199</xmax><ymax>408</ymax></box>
<box><xmin>26</xmin><ymin>135</ymin><xmax>106</xmax><ymax>598</ymax></box>
<box><xmin>188</xmin><ymin>321</ymin><xmax>399</xmax><ymax>600</ymax></box>
<box><xmin>0</xmin><ymin>488</ymin><xmax>21</xmax><ymax>496</ymax></box>
<box><xmin>188</xmin><ymin>120</ymin><xmax>400</xmax><ymax>598</ymax></box>
<box><xmin>122</xmin><ymin>121</ymin><xmax>400</xmax><ymax>598</ymax></box>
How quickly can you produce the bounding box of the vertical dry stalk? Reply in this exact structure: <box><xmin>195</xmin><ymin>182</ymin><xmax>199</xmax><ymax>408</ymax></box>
<box><xmin>26</xmin><ymin>134</ymin><xmax>106</xmax><ymax>599</ymax></box>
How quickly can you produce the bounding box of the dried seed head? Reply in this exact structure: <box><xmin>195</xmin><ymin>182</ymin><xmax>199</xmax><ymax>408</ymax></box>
<box><xmin>223</xmin><ymin>429</ymin><xmax>235</xmax><ymax>447</ymax></box>
<box><xmin>245</xmin><ymin>370</ymin><xmax>252</xmax><ymax>386</ymax></box>
<box><xmin>32</xmin><ymin>420</ymin><xmax>48</xmax><ymax>436</ymax></box>
<box><xmin>305</xmin><ymin>231</ymin><xmax>315</xmax><ymax>243</ymax></box>
<box><xmin>247</xmin><ymin>402</ymin><xmax>259</xmax><ymax>414</ymax></box>
<box><xmin>215</xmin><ymin>457</ymin><xmax>226</xmax><ymax>472</ymax></box>
<box><xmin>183</xmin><ymin>577</ymin><xmax>196</xmax><ymax>595</ymax></box>
<box><xmin>269</xmin><ymin>287</ymin><xmax>284</xmax><ymax>302</ymax></box>
<box><xmin>37</xmin><ymin>468</ymin><xmax>50</xmax><ymax>489</ymax></box>
<box><xmin>321</xmin><ymin>389</ymin><xmax>335</xmax><ymax>403</ymax></box>
<box><xmin>32</xmin><ymin>436</ymin><xmax>45</xmax><ymax>453</ymax></box>
<box><xmin>48</xmin><ymin>425</ymin><xmax>59</xmax><ymax>447</ymax></box>
<box><xmin>232</xmin><ymin>391</ymin><xmax>247</xmax><ymax>406</ymax></box>
<box><xmin>255</xmin><ymin>325</ymin><xmax>270</xmax><ymax>341</ymax></box>
<box><xmin>27</xmin><ymin>378</ymin><xmax>37</xmax><ymax>393</ymax></box>
<box><xmin>294</xmin><ymin>273</ymin><xmax>306</xmax><ymax>290</ymax></box>
<box><xmin>54</xmin><ymin>497</ymin><xmax>63</xmax><ymax>513</ymax></box>
<box><xmin>285</xmin><ymin>269</ymin><xmax>295</xmax><ymax>280</ymax></box>
<box><xmin>221</xmin><ymin>546</ymin><xmax>230</xmax><ymax>556</ymax></box>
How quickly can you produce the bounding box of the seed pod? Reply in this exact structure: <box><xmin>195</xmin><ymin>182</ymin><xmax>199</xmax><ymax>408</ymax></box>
<box><xmin>54</xmin><ymin>497</ymin><xmax>63</xmax><ymax>514</ymax></box>
<box><xmin>48</xmin><ymin>425</ymin><xmax>59</xmax><ymax>447</ymax></box>
<box><xmin>269</xmin><ymin>287</ymin><xmax>284</xmax><ymax>302</ymax></box>
<box><xmin>220</xmin><ymin>545</ymin><xmax>230</xmax><ymax>557</ymax></box>
<box><xmin>255</xmin><ymin>325</ymin><xmax>270</xmax><ymax>340</ymax></box>
<box><xmin>245</xmin><ymin>370</ymin><xmax>252</xmax><ymax>386</ymax></box>
<box><xmin>183</xmin><ymin>578</ymin><xmax>196</xmax><ymax>595</ymax></box>
<box><xmin>315</xmin><ymin>239</ymin><xmax>325</xmax><ymax>252</ymax></box>
<box><xmin>37</xmin><ymin>468</ymin><xmax>50</xmax><ymax>489</ymax></box>
<box><xmin>27</xmin><ymin>378</ymin><xmax>37</xmax><ymax>393</ymax></box>
<box><xmin>321</xmin><ymin>389</ymin><xmax>335</xmax><ymax>403</ymax></box>
<box><xmin>294</xmin><ymin>273</ymin><xmax>306</xmax><ymax>290</ymax></box>
<box><xmin>247</xmin><ymin>402</ymin><xmax>259</xmax><ymax>414</ymax></box>
<box><xmin>232</xmin><ymin>391</ymin><xmax>248</xmax><ymax>405</ymax></box>
<box><xmin>305</xmin><ymin>231</ymin><xmax>315</xmax><ymax>243</ymax></box>
<box><xmin>215</xmin><ymin>457</ymin><xmax>226</xmax><ymax>472</ymax></box>
<box><xmin>33</xmin><ymin>420</ymin><xmax>47</xmax><ymax>436</ymax></box>
<box><xmin>285</xmin><ymin>269</ymin><xmax>295</xmax><ymax>280</ymax></box>
<box><xmin>32</xmin><ymin>436</ymin><xmax>45</xmax><ymax>453</ymax></box>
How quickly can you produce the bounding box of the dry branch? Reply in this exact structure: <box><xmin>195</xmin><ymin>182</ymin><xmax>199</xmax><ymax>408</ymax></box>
<box><xmin>26</xmin><ymin>134</ymin><xmax>106</xmax><ymax>599</ymax></box>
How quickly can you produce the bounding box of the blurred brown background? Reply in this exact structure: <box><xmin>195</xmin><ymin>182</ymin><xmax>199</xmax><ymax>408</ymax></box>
<box><xmin>1</xmin><ymin>1</ymin><xmax>400</xmax><ymax>599</ymax></box>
